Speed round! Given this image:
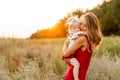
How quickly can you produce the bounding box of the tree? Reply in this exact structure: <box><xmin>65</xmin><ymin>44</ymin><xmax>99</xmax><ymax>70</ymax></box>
<box><xmin>111</xmin><ymin>0</ymin><xmax>120</xmax><ymax>35</ymax></box>
<box><xmin>90</xmin><ymin>1</ymin><xmax>119</xmax><ymax>36</ymax></box>
<box><xmin>30</xmin><ymin>9</ymin><xmax>84</xmax><ymax>39</ymax></box>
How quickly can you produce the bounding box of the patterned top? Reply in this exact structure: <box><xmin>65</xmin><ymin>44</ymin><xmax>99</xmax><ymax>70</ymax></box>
<box><xmin>67</xmin><ymin>31</ymin><xmax>84</xmax><ymax>48</ymax></box>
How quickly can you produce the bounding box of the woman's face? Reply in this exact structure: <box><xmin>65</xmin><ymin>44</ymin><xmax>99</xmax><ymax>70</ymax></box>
<box><xmin>79</xmin><ymin>16</ymin><xmax>88</xmax><ymax>31</ymax></box>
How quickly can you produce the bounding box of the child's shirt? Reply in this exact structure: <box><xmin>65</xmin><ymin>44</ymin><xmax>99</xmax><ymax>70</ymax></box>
<box><xmin>67</xmin><ymin>31</ymin><xmax>84</xmax><ymax>48</ymax></box>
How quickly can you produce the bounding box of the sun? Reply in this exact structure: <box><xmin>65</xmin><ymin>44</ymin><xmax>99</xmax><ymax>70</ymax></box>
<box><xmin>38</xmin><ymin>0</ymin><xmax>103</xmax><ymax>29</ymax></box>
<box><xmin>0</xmin><ymin>0</ymin><xmax>103</xmax><ymax>38</ymax></box>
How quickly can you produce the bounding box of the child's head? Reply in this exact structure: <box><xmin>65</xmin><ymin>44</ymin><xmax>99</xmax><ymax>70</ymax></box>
<box><xmin>66</xmin><ymin>16</ymin><xmax>80</xmax><ymax>33</ymax></box>
<box><xmin>79</xmin><ymin>12</ymin><xmax>102</xmax><ymax>46</ymax></box>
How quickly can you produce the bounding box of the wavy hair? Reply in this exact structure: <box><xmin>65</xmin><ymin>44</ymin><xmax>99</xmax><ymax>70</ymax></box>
<box><xmin>83</xmin><ymin>12</ymin><xmax>102</xmax><ymax>47</ymax></box>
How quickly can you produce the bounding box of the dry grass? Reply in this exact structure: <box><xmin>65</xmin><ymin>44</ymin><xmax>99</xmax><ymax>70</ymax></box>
<box><xmin>0</xmin><ymin>36</ymin><xmax>119</xmax><ymax>80</ymax></box>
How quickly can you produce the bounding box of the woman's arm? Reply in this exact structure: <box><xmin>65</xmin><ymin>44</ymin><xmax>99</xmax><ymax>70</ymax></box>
<box><xmin>63</xmin><ymin>40</ymin><xmax>69</xmax><ymax>53</ymax></box>
<box><xmin>63</xmin><ymin>35</ymin><xmax>87</xmax><ymax>57</ymax></box>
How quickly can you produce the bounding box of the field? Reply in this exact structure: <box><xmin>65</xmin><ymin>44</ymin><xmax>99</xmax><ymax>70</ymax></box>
<box><xmin>0</xmin><ymin>36</ymin><xmax>120</xmax><ymax>80</ymax></box>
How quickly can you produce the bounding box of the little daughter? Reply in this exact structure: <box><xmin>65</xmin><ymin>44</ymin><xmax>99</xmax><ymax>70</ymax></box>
<box><xmin>62</xmin><ymin>16</ymin><xmax>85</xmax><ymax>80</ymax></box>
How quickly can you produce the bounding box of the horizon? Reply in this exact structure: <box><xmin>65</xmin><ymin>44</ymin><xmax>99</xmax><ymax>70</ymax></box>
<box><xmin>0</xmin><ymin>0</ymin><xmax>103</xmax><ymax>38</ymax></box>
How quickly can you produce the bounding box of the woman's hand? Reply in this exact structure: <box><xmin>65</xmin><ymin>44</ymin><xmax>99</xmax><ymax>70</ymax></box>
<box><xmin>64</xmin><ymin>58</ymin><xmax>71</xmax><ymax>64</ymax></box>
<box><xmin>64</xmin><ymin>40</ymin><xmax>69</xmax><ymax>46</ymax></box>
<box><xmin>63</xmin><ymin>40</ymin><xmax>69</xmax><ymax>53</ymax></box>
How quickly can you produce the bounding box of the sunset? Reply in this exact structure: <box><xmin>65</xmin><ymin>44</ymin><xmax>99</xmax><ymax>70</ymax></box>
<box><xmin>0</xmin><ymin>0</ymin><xmax>120</xmax><ymax>79</ymax></box>
<box><xmin>0</xmin><ymin>0</ymin><xmax>103</xmax><ymax>38</ymax></box>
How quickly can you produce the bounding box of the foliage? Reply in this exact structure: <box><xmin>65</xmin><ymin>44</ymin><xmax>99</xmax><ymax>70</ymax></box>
<box><xmin>30</xmin><ymin>0</ymin><xmax>120</xmax><ymax>38</ymax></box>
<box><xmin>111</xmin><ymin>0</ymin><xmax>120</xmax><ymax>35</ymax></box>
<box><xmin>0</xmin><ymin>36</ymin><xmax>120</xmax><ymax>80</ymax></box>
<box><xmin>30</xmin><ymin>18</ymin><xmax>67</xmax><ymax>38</ymax></box>
<box><xmin>30</xmin><ymin>10</ymin><xmax>84</xmax><ymax>39</ymax></box>
<box><xmin>90</xmin><ymin>0</ymin><xmax>119</xmax><ymax>36</ymax></box>
<box><xmin>93</xmin><ymin>36</ymin><xmax>120</xmax><ymax>57</ymax></box>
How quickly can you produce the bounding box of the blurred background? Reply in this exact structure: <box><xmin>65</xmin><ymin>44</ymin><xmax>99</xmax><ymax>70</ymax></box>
<box><xmin>0</xmin><ymin>0</ymin><xmax>120</xmax><ymax>80</ymax></box>
<box><xmin>0</xmin><ymin>0</ymin><xmax>119</xmax><ymax>38</ymax></box>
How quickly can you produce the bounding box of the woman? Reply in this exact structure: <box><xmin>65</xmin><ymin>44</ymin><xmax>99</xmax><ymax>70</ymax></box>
<box><xmin>62</xmin><ymin>12</ymin><xmax>102</xmax><ymax>80</ymax></box>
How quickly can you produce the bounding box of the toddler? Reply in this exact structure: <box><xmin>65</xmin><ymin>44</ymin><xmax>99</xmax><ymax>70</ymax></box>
<box><xmin>62</xmin><ymin>16</ymin><xmax>84</xmax><ymax>80</ymax></box>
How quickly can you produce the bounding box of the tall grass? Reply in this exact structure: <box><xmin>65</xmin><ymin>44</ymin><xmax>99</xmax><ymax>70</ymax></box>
<box><xmin>94</xmin><ymin>36</ymin><xmax>120</xmax><ymax>57</ymax></box>
<box><xmin>0</xmin><ymin>36</ymin><xmax>119</xmax><ymax>80</ymax></box>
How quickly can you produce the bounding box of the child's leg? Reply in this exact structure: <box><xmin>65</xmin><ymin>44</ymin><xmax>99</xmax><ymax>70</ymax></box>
<box><xmin>70</xmin><ymin>58</ymin><xmax>80</xmax><ymax>80</ymax></box>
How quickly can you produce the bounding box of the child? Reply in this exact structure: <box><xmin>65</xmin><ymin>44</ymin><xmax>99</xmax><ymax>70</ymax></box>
<box><xmin>62</xmin><ymin>16</ymin><xmax>85</xmax><ymax>80</ymax></box>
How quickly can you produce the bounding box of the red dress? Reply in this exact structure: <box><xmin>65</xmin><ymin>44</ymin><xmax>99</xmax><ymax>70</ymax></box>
<box><xmin>64</xmin><ymin>35</ymin><xmax>92</xmax><ymax>80</ymax></box>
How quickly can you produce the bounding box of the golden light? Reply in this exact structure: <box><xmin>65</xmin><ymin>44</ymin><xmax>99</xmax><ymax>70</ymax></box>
<box><xmin>0</xmin><ymin>0</ymin><xmax>103</xmax><ymax>38</ymax></box>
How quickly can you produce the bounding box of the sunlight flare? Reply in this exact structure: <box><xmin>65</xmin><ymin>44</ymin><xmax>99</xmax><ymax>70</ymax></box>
<box><xmin>0</xmin><ymin>0</ymin><xmax>103</xmax><ymax>38</ymax></box>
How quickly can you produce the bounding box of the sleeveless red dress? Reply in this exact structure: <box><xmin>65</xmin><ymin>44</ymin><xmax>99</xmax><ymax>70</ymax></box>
<box><xmin>64</xmin><ymin>35</ymin><xmax>92</xmax><ymax>80</ymax></box>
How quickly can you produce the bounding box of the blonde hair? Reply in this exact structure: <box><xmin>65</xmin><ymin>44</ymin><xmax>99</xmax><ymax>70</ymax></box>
<box><xmin>65</xmin><ymin>15</ymin><xmax>79</xmax><ymax>33</ymax></box>
<box><xmin>66</xmin><ymin>16</ymin><xmax>79</xmax><ymax>26</ymax></box>
<box><xmin>83</xmin><ymin>12</ymin><xmax>102</xmax><ymax>47</ymax></box>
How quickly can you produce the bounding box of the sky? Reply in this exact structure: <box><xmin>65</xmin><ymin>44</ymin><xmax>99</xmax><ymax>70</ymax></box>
<box><xmin>0</xmin><ymin>0</ymin><xmax>103</xmax><ymax>38</ymax></box>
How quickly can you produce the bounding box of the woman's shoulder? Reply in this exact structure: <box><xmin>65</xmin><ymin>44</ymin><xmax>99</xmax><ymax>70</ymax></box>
<box><xmin>78</xmin><ymin>32</ymin><xmax>90</xmax><ymax>41</ymax></box>
<box><xmin>76</xmin><ymin>33</ymin><xmax>90</xmax><ymax>47</ymax></box>
<box><xmin>75</xmin><ymin>34</ymin><xmax>88</xmax><ymax>45</ymax></box>
<box><xmin>77</xmin><ymin>32</ymin><xmax>88</xmax><ymax>39</ymax></box>
<box><xmin>76</xmin><ymin>34</ymin><xmax>92</xmax><ymax>52</ymax></box>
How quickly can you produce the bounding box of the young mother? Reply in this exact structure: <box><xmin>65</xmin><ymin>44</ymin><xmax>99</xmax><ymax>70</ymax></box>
<box><xmin>62</xmin><ymin>12</ymin><xmax>102</xmax><ymax>80</ymax></box>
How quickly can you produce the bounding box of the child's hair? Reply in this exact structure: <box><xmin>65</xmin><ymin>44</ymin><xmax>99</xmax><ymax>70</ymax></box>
<box><xmin>83</xmin><ymin>12</ymin><xmax>102</xmax><ymax>47</ymax></box>
<box><xmin>65</xmin><ymin>15</ymin><xmax>79</xmax><ymax>32</ymax></box>
<box><xmin>66</xmin><ymin>15</ymin><xmax>79</xmax><ymax>27</ymax></box>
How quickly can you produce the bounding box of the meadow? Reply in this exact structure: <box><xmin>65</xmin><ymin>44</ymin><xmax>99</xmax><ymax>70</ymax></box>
<box><xmin>0</xmin><ymin>36</ymin><xmax>120</xmax><ymax>80</ymax></box>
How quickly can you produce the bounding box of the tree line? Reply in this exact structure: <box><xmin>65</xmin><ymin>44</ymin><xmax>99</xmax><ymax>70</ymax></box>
<box><xmin>30</xmin><ymin>0</ymin><xmax>120</xmax><ymax>39</ymax></box>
